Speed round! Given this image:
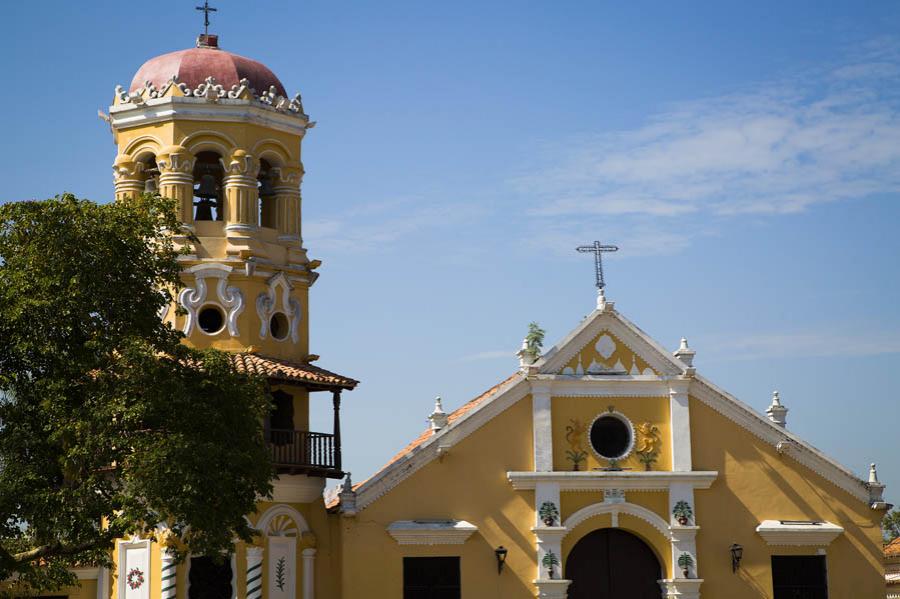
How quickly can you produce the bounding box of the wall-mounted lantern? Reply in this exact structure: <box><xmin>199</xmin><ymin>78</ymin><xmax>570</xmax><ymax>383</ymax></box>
<box><xmin>730</xmin><ymin>543</ymin><xmax>743</xmax><ymax>573</ymax></box>
<box><xmin>495</xmin><ymin>546</ymin><xmax>508</xmax><ymax>574</ymax></box>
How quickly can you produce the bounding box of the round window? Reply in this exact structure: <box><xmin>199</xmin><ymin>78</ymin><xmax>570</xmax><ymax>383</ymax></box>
<box><xmin>589</xmin><ymin>413</ymin><xmax>633</xmax><ymax>460</ymax></box>
<box><xmin>197</xmin><ymin>305</ymin><xmax>225</xmax><ymax>334</ymax></box>
<box><xmin>270</xmin><ymin>312</ymin><xmax>289</xmax><ymax>340</ymax></box>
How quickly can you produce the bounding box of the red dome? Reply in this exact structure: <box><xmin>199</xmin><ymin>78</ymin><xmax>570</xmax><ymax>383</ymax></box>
<box><xmin>130</xmin><ymin>39</ymin><xmax>286</xmax><ymax>97</ymax></box>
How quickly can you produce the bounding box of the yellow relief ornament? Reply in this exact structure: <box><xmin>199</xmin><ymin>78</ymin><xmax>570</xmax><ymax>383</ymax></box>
<box><xmin>564</xmin><ymin>419</ymin><xmax>588</xmax><ymax>471</ymax></box>
<box><xmin>635</xmin><ymin>422</ymin><xmax>661</xmax><ymax>471</ymax></box>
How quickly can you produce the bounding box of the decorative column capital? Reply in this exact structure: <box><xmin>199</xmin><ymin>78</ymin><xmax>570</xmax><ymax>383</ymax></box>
<box><xmin>221</xmin><ymin>149</ymin><xmax>260</xmax><ymax>179</ymax></box>
<box><xmin>156</xmin><ymin>145</ymin><xmax>195</xmax><ymax>174</ymax></box>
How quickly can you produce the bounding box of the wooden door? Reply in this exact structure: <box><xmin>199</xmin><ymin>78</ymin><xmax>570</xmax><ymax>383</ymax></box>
<box><xmin>566</xmin><ymin>529</ymin><xmax>662</xmax><ymax>599</ymax></box>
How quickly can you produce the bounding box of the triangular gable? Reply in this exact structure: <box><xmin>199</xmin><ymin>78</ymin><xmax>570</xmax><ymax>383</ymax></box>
<box><xmin>348</xmin><ymin>300</ymin><xmax>873</xmax><ymax>511</ymax></box>
<box><xmin>537</xmin><ymin>303</ymin><xmax>683</xmax><ymax>377</ymax></box>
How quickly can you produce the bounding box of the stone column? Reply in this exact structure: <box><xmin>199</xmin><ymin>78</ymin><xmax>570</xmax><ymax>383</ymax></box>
<box><xmin>301</xmin><ymin>547</ymin><xmax>316</xmax><ymax>599</ymax></box>
<box><xmin>156</xmin><ymin>145</ymin><xmax>196</xmax><ymax>226</ymax></box>
<box><xmin>222</xmin><ymin>149</ymin><xmax>260</xmax><ymax>234</ymax></box>
<box><xmin>112</xmin><ymin>156</ymin><xmax>145</xmax><ymax>201</ymax></box>
<box><xmin>273</xmin><ymin>165</ymin><xmax>303</xmax><ymax>245</ymax></box>
<box><xmin>160</xmin><ymin>550</ymin><xmax>176</xmax><ymax>599</ymax></box>
<box><xmin>245</xmin><ymin>546</ymin><xmax>263</xmax><ymax>599</ymax></box>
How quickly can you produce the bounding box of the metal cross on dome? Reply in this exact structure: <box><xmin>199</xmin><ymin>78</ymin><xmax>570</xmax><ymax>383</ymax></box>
<box><xmin>196</xmin><ymin>1</ymin><xmax>218</xmax><ymax>36</ymax></box>
<box><xmin>576</xmin><ymin>241</ymin><xmax>619</xmax><ymax>291</ymax></box>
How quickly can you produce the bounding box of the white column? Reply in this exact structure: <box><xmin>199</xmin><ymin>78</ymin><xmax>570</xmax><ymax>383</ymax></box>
<box><xmin>302</xmin><ymin>547</ymin><xmax>316</xmax><ymax>599</ymax></box>
<box><xmin>245</xmin><ymin>547</ymin><xmax>263</xmax><ymax>599</ymax></box>
<box><xmin>669</xmin><ymin>482</ymin><xmax>699</xmax><ymax>580</ymax></box>
<box><xmin>668</xmin><ymin>379</ymin><xmax>693</xmax><ymax>472</ymax></box>
<box><xmin>160</xmin><ymin>550</ymin><xmax>176</xmax><ymax>599</ymax></box>
<box><xmin>532</xmin><ymin>382</ymin><xmax>553</xmax><ymax>471</ymax></box>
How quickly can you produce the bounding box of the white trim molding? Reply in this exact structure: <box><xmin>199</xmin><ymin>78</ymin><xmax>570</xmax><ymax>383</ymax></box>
<box><xmin>508</xmin><ymin>471</ymin><xmax>718</xmax><ymax>492</ymax></box>
<box><xmin>659</xmin><ymin>578</ymin><xmax>703</xmax><ymax>599</ymax></box>
<box><xmin>755</xmin><ymin>520</ymin><xmax>844</xmax><ymax>546</ymax></box>
<box><xmin>563</xmin><ymin>501</ymin><xmax>671</xmax><ymax>539</ymax></box>
<box><xmin>533</xmin><ymin>579</ymin><xmax>572</xmax><ymax>598</ymax></box>
<box><xmin>386</xmin><ymin>520</ymin><xmax>478</xmax><ymax>545</ymax></box>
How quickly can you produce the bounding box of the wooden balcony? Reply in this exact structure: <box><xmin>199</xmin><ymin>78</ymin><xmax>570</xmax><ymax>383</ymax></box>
<box><xmin>267</xmin><ymin>429</ymin><xmax>343</xmax><ymax>478</ymax></box>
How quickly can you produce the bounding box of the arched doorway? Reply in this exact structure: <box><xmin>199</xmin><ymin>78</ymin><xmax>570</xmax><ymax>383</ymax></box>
<box><xmin>566</xmin><ymin>528</ymin><xmax>662</xmax><ymax>599</ymax></box>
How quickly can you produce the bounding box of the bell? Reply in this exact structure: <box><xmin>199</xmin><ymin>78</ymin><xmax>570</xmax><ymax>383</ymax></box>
<box><xmin>194</xmin><ymin>199</ymin><xmax>214</xmax><ymax>221</ymax></box>
<box><xmin>194</xmin><ymin>173</ymin><xmax>219</xmax><ymax>199</ymax></box>
<box><xmin>144</xmin><ymin>176</ymin><xmax>159</xmax><ymax>194</ymax></box>
<box><xmin>258</xmin><ymin>172</ymin><xmax>276</xmax><ymax>198</ymax></box>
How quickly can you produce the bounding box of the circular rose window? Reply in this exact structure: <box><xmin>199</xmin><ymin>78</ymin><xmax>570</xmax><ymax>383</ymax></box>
<box><xmin>589</xmin><ymin>412</ymin><xmax>634</xmax><ymax>460</ymax></box>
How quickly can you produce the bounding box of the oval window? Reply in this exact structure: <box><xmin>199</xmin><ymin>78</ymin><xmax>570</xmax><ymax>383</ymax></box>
<box><xmin>270</xmin><ymin>312</ymin><xmax>289</xmax><ymax>340</ymax></box>
<box><xmin>198</xmin><ymin>305</ymin><xmax>225</xmax><ymax>334</ymax></box>
<box><xmin>589</xmin><ymin>413</ymin><xmax>632</xmax><ymax>460</ymax></box>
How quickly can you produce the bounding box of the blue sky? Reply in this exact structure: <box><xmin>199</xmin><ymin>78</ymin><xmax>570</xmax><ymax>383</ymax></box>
<box><xmin>2</xmin><ymin>1</ymin><xmax>899</xmax><ymax>505</ymax></box>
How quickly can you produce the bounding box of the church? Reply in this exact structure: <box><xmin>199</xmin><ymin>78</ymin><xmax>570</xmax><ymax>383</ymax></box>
<box><xmin>39</xmin><ymin>20</ymin><xmax>890</xmax><ymax>599</ymax></box>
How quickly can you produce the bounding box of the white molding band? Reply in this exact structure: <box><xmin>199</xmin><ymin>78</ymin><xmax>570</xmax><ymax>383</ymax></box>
<box><xmin>534</xmin><ymin>579</ymin><xmax>572</xmax><ymax>598</ymax></box>
<box><xmin>755</xmin><ymin>520</ymin><xmax>844</xmax><ymax>546</ymax></box>
<box><xmin>508</xmin><ymin>471</ymin><xmax>718</xmax><ymax>492</ymax></box>
<box><xmin>532</xmin><ymin>382</ymin><xmax>553</xmax><ymax>471</ymax></box>
<box><xmin>563</xmin><ymin>501</ymin><xmax>671</xmax><ymax>539</ymax></box>
<box><xmin>386</xmin><ymin>520</ymin><xmax>478</xmax><ymax>545</ymax></box>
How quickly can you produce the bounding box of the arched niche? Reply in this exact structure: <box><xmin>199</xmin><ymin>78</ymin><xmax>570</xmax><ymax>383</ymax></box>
<box><xmin>257</xmin><ymin>157</ymin><xmax>279</xmax><ymax>229</ymax></box>
<box><xmin>192</xmin><ymin>151</ymin><xmax>225</xmax><ymax>221</ymax></box>
<box><xmin>254</xmin><ymin>504</ymin><xmax>311</xmax><ymax>538</ymax></box>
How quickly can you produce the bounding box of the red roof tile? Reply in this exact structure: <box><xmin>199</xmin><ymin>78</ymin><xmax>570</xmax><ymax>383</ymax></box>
<box><xmin>229</xmin><ymin>353</ymin><xmax>358</xmax><ymax>390</ymax></box>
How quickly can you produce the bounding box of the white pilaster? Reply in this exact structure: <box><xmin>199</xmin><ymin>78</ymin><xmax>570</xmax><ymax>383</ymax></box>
<box><xmin>532</xmin><ymin>382</ymin><xmax>553</xmax><ymax>472</ymax></box>
<box><xmin>245</xmin><ymin>547</ymin><xmax>263</xmax><ymax>599</ymax></box>
<box><xmin>302</xmin><ymin>548</ymin><xmax>316</xmax><ymax>599</ymax></box>
<box><xmin>668</xmin><ymin>379</ymin><xmax>693</xmax><ymax>472</ymax></box>
<box><xmin>96</xmin><ymin>566</ymin><xmax>110</xmax><ymax>599</ymax></box>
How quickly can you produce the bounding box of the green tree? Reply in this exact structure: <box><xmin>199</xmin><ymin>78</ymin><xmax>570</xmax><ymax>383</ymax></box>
<box><xmin>885</xmin><ymin>508</ymin><xmax>900</xmax><ymax>543</ymax></box>
<box><xmin>0</xmin><ymin>194</ymin><xmax>273</xmax><ymax>593</ymax></box>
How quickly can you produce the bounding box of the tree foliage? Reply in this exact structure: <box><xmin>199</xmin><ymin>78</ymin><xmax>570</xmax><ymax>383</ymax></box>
<box><xmin>885</xmin><ymin>508</ymin><xmax>900</xmax><ymax>543</ymax></box>
<box><xmin>0</xmin><ymin>194</ymin><xmax>273</xmax><ymax>592</ymax></box>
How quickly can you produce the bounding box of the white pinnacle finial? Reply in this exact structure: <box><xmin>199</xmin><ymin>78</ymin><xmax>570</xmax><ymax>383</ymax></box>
<box><xmin>597</xmin><ymin>287</ymin><xmax>606</xmax><ymax>310</ymax></box>
<box><xmin>766</xmin><ymin>390</ymin><xmax>788</xmax><ymax>427</ymax></box>
<box><xmin>342</xmin><ymin>472</ymin><xmax>353</xmax><ymax>492</ymax></box>
<box><xmin>428</xmin><ymin>396</ymin><xmax>449</xmax><ymax>433</ymax></box>
<box><xmin>673</xmin><ymin>337</ymin><xmax>696</xmax><ymax>367</ymax></box>
<box><xmin>869</xmin><ymin>463</ymin><xmax>879</xmax><ymax>484</ymax></box>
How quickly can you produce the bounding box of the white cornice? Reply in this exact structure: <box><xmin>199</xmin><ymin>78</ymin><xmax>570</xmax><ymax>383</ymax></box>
<box><xmin>690</xmin><ymin>377</ymin><xmax>870</xmax><ymax>503</ymax></box>
<box><xmin>386</xmin><ymin>520</ymin><xmax>477</xmax><ymax>545</ymax></box>
<box><xmin>532</xmin><ymin>375</ymin><xmax>669</xmax><ymax>397</ymax></box>
<box><xmin>507</xmin><ymin>471</ymin><xmax>718</xmax><ymax>492</ymax></box>
<box><xmin>109</xmin><ymin>97</ymin><xmax>310</xmax><ymax>136</ymax></box>
<box><xmin>755</xmin><ymin>520</ymin><xmax>844</xmax><ymax>546</ymax></box>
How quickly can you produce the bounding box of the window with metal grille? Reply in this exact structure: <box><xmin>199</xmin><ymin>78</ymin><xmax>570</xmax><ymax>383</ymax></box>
<box><xmin>403</xmin><ymin>556</ymin><xmax>460</xmax><ymax>599</ymax></box>
<box><xmin>772</xmin><ymin>555</ymin><xmax>828</xmax><ymax>599</ymax></box>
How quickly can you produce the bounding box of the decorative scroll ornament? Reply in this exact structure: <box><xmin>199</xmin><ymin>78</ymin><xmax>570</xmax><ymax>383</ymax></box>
<box><xmin>634</xmin><ymin>422</ymin><xmax>661</xmax><ymax>471</ymax></box>
<box><xmin>115</xmin><ymin>76</ymin><xmax>309</xmax><ymax>118</ymax></box>
<box><xmin>564</xmin><ymin>419</ymin><xmax>588</xmax><ymax>471</ymax></box>
<box><xmin>256</xmin><ymin>272</ymin><xmax>301</xmax><ymax>343</ymax></box>
<box><xmin>178</xmin><ymin>264</ymin><xmax>244</xmax><ymax>336</ymax></box>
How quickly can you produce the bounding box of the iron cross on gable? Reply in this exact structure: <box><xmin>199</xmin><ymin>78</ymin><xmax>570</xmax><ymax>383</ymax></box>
<box><xmin>196</xmin><ymin>1</ymin><xmax>218</xmax><ymax>36</ymax></box>
<box><xmin>576</xmin><ymin>241</ymin><xmax>619</xmax><ymax>290</ymax></box>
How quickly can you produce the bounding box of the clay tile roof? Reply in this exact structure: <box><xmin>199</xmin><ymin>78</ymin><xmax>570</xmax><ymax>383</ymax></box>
<box><xmin>887</xmin><ymin>537</ymin><xmax>900</xmax><ymax>558</ymax></box>
<box><xmin>326</xmin><ymin>373</ymin><xmax>519</xmax><ymax>508</ymax></box>
<box><xmin>229</xmin><ymin>353</ymin><xmax>358</xmax><ymax>390</ymax></box>
<box><xmin>130</xmin><ymin>46</ymin><xmax>287</xmax><ymax>96</ymax></box>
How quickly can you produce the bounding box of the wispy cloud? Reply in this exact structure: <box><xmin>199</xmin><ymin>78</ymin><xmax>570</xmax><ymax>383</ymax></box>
<box><xmin>513</xmin><ymin>38</ymin><xmax>900</xmax><ymax>253</ymax></box>
<box><xmin>701</xmin><ymin>330</ymin><xmax>900</xmax><ymax>361</ymax></box>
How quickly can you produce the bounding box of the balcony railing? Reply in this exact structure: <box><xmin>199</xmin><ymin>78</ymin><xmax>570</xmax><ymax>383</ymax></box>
<box><xmin>267</xmin><ymin>429</ymin><xmax>341</xmax><ymax>476</ymax></box>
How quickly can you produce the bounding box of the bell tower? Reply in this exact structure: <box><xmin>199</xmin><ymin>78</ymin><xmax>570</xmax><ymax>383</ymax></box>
<box><xmin>109</xmin><ymin>32</ymin><xmax>314</xmax><ymax>361</ymax></box>
<box><xmin>108</xmin><ymin>31</ymin><xmax>356</xmax><ymax>491</ymax></box>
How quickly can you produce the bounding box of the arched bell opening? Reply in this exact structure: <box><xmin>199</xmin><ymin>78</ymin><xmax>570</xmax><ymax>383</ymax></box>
<box><xmin>135</xmin><ymin>152</ymin><xmax>159</xmax><ymax>195</ymax></box>
<box><xmin>257</xmin><ymin>158</ymin><xmax>278</xmax><ymax>229</ymax></box>
<box><xmin>192</xmin><ymin>151</ymin><xmax>225</xmax><ymax>221</ymax></box>
<box><xmin>565</xmin><ymin>528</ymin><xmax>663</xmax><ymax>599</ymax></box>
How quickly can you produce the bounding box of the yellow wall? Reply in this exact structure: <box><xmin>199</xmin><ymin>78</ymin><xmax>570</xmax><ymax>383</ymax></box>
<box><xmin>690</xmin><ymin>396</ymin><xmax>885</xmax><ymax>597</ymax></box>
<box><xmin>339</xmin><ymin>394</ymin><xmax>536</xmax><ymax>599</ymax></box>
<box><xmin>551</xmin><ymin>395</ymin><xmax>671</xmax><ymax>472</ymax></box>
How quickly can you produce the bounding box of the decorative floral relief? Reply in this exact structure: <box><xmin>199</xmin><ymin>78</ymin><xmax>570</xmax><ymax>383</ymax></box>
<box><xmin>178</xmin><ymin>266</ymin><xmax>244</xmax><ymax>336</ymax></box>
<box><xmin>564</xmin><ymin>419</ymin><xmax>588</xmax><ymax>471</ymax></box>
<box><xmin>635</xmin><ymin>422</ymin><xmax>662</xmax><ymax>470</ymax></box>
<box><xmin>266</xmin><ymin>514</ymin><xmax>299</xmax><ymax>537</ymax></box>
<box><xmin>560</xmin><ymin>331</ymin><xmax>655</xmax><ymax>376</ymax></box>
<box><xmin>126</xmin><ymin>567</ymin><xmax>145</xmax><ymax>590</ymax></box>
<box><xmin>115</xmin><ymin>76</ymin><xmax>307</xmax><ymax>118</ymax></box>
